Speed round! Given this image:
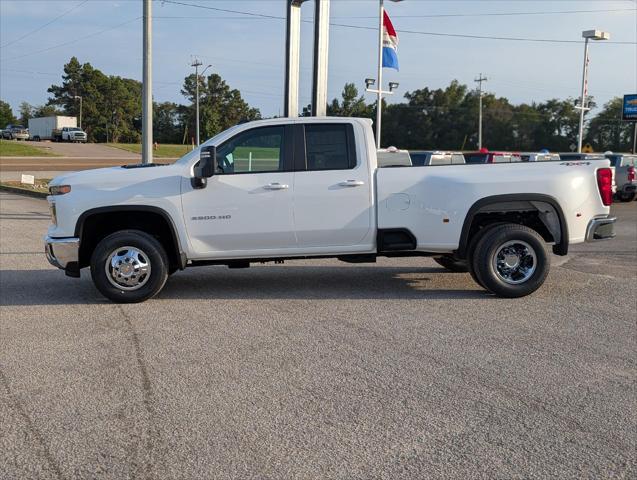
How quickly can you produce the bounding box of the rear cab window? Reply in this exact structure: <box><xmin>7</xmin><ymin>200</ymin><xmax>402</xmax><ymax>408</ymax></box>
<box><xmin>303</xmin><ymin>124</ymin><xmax>356</xmax><ymax>171</ymax></box>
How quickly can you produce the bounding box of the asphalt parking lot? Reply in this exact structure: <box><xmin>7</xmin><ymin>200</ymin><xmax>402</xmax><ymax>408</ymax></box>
<box><xmin>0</xmin><ymin>193</ymin><xmax>635</xmax><ymax>479</ymax></box>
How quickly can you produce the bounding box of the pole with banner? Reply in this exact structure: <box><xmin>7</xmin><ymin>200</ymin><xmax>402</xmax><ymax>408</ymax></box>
<box><xmin>370</xmin><ymin>0</ymin><xmax>401</xmax><ymax>149</ymax></box>
<box><xmin>375</xmin><ymin>0</ymin><xmax>384</xmax><ymax>150</ymax></box>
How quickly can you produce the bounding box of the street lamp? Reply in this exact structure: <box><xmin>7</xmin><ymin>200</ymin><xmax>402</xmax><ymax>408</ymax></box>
<box><xmin>577</xmin><ymin>29</ymin><xmax>610</xmax><ymax>153</ymax></box>
<box><xmin>73</xmin><ymin>95</ymin><xmax>82</xmax><ymax>129</ymax></box>
<box><xmin>365</xmin><ymin>78</ymin><xmax>399</xmax><ymax>149</ymax></box>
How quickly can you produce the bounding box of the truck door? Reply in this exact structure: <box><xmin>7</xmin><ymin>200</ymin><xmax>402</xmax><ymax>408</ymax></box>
<box><xmin>292</xmin><ymin>123</ymin><xmax>374</xmax><ymax>250</ymax></box>
<box><xmin>181</xmin><ymin>125</ymin><xmax>297</xmax><ymax>257</ymax></box>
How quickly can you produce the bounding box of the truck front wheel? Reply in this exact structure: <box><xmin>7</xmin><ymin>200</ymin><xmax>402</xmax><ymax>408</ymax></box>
<box><xmin>471</xmin><ymin>224</ymin><xmax>549</xmax><ymax>298</ymax></box>
<box><xmin>90</xmin><ymin>230</ymin><xmax>169</xmax><ymax>303</ymax></box>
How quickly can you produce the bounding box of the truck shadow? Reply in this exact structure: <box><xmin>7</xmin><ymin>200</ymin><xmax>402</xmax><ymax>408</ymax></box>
<box><xmin>0</xmin><ymin>266</ymin><xmax>487</xmax><ymax>306</ymax></box>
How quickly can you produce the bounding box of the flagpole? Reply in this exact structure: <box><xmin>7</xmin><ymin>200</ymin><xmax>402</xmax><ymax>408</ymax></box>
<box><xmin>376</xmin><ymin>0</ymin><xmax>384</xmax><ymax>149</ymax></box>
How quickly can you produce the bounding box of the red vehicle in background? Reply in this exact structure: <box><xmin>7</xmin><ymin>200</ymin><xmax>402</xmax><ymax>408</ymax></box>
<box><xmin>464</xmin><ymin>148</ymin><xmax>522</xmax><ymax>164</ymax></box>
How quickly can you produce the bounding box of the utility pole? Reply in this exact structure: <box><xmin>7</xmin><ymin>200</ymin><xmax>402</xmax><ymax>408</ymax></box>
<box><xmin>191</xmin><ymin>59</ymin><xmax>211</xmax><ymax>146</ymax></box>
<box><xmin>142</xmin><ymin>0</ymin><xmax>153</xmax><ymax>164</ymax></box>
<box><xmin>474</xmin><ymin>73</ymin><xmax>487</xmax><ymax>150</ymax></box>
<box><xmin>191</xmin><ymin>58</ymin><xmax>203</xmax><ymax>146</ymax></box>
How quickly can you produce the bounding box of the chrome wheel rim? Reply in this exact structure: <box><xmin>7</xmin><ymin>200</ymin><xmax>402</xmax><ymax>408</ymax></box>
<box><xmin>493</xmin><ymin>240</ymin><xmax>536</xmax><ymax>285</ymax></box>
<box><xmin>105</xmin><ymin>246</ymin><xmax>152</xmax><ymax>291</ymax></box>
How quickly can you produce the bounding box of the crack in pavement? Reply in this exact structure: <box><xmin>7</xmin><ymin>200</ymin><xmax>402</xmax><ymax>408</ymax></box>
<box><xmin>0</xmin><ymin>367</ymin><xmax>64</xmax><ymax>480</ymax></box>
<box><xmin>116</xmin><ymin>304</ymin><xmax>163</xmax><ymax>480</ymax></box>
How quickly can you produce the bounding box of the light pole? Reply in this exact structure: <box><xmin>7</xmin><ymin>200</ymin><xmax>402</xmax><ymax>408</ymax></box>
<box><xmin>365</xmin><ymin>78</ymin><xmax>399</xmax><ymax>149</ymax></box>
<box><xmin>577</xmin><ymin>29</ymin><xmax>609</xmax><ymax>153</ymax></box>
<box><xmin>474</xmin><ymin>74</ymin><xmax>487</xmax><ymax>150</ymax></box>
<box><xmin>73</xmin><ymin>95</ymin><xmax>82</xmax><ymax>129</ymax></box>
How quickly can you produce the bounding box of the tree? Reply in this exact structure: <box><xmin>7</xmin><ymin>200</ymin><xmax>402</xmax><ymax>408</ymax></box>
<box><xmin>586</xmin><ymin>97</ymin><xmax>634</xmax><ymax>152</ymax></box>
<box><xmin>33</xmin><ymin>105</ymin><xmax>63</xmax><ymax>117</ymax></box>
<box><xmin>48</xmin><ymin>57</ymin><xmax>143</xmax><ymax>142</ymax></box>
<box><xmin>18</xmin><ymin>102</ymin><xmax>33</xmax><ymax>126</ymax></box>
<box><xmin>154</xmin><ymin>102</ymin><xmax>184</xmax><ymax>144</ymax></box>
<box><xmin>327</xmin><ymin>83</ymin><xmax>373</xmax><ymax>118</ymax></box>
<box><xmin>181</xmin><ymin>71</ymin><xmax>260</xmax><ymax>142</ymax></box>
<box><xmin>0</xmin><ymin>100</ymin><xmax>17</xmax><ymax>127</ymax></box>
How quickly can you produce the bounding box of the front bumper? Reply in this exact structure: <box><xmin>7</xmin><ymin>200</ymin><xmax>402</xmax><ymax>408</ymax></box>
<box><xmin>45</xmin><ymin>236</ymin><xmax>80</xmax><ymax>274</ymax></box>
<box><xmin>585</xmin><ymin>216</ymin><xmax>616</xmax><ymax>242</ymax></box>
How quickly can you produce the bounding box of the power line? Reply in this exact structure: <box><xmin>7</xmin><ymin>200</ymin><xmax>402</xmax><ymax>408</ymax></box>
<box><xmin>159</xmin><ymin>0</ymin><xmax>637</xmax><ymax>45</ymax></box>
<box><xmin>159</xmin><ymin>0</ymin><xmax>283</xmax><ymax>20</ymax></box>
<box><xmin>333</xmin><ymin>8</ymin><xmax>637</xmax><ymax>19</ymax></box>
<box><xmin>0</xmin><ymin>17</ymin><xmax>141</xmax><ymax>63</ymax></box>
<box><xmin>1</xmin><ymin>1</ymin><xmax>634</xmax><ymax>65</ymax></box>
<box><xmin>329</xmin><ymin>22</ymin><xmax>637</xmax><ymax>45</ymax></box>
<box><xmin>0</xmin><ymin>0</ymin><xmax>89</xmax><ymax>49</ymax></box>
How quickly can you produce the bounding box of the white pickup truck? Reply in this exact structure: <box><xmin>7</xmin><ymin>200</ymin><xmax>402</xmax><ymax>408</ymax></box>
<box><xmin>45</xmin><ymin>117</ymin><xmax>616</xmax><ymax>303</ymax></box>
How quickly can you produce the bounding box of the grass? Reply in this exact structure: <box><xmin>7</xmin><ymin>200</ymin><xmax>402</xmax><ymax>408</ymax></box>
<box><xmin>106</xmin><ymin>143</ymin><xmax>193</xmax><ymax>158</ymax></box>
<box><xmin>0</xmin><ymin>140</ymin><xmax>59</xmax><ymax>157</ymax></box>
<box><xmin>1</xmin><ymin>178</ymin><xmax>51</xmax><ymax>194</ymax></box>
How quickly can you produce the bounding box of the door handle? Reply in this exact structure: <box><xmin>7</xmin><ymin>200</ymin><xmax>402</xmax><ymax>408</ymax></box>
<box><xmin>339</xmin><ymin>180</ymin><xmax>365</xmax><ymax>187</ymax></box>
<box><xmin>264</xmin><ymin>183</ymin><xmax>289</xmax><ymax>190</ymax></box>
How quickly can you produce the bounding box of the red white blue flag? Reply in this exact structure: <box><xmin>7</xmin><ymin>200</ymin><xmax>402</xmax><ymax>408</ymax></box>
<box><xmin>382</xmin><ymin>11</ymin><xmax>399</xmax><ymax>71</ymax></box>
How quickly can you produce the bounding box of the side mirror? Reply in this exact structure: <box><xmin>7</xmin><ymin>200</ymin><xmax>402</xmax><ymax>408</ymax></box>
<box><xmin>192</xmin><ymin>145</ymin><xmax>217</xmax><ymax>189</ymax></box>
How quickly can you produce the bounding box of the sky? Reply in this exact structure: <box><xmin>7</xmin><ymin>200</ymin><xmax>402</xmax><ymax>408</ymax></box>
<box><xmin>1</xmin><ymin>0</ymin><xmax>636</xmax><ymax>119</ymax></box>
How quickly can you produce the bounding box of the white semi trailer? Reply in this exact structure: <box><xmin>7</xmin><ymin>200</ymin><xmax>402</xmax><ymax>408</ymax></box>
<box><xmin>28</xmin><ymin>116</ymin><xmax>87</xmax><ymax>142</ymax></box>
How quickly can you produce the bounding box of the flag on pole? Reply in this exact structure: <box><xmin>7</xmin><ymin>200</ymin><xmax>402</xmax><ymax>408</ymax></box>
<box><xmin>382</xmin><ymin>11</ymin><xmax>399</xmax><ymax>71</ymax></box>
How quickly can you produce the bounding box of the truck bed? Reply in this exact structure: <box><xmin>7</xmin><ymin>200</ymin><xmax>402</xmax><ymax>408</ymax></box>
<box><xmin>375</xmin><ymin>161</ymin><xmax>609</xmax><ymax>252</ymax></box>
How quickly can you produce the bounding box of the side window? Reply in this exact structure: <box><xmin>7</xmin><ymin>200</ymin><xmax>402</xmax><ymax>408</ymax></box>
<box><xmin>216</xmin><ymin>126</ymin><xmax>285</xmax><ymax>174</ymax></box>
<box><xmin>305</xmin><ymin>124</ymin><xmax>355</xmax><ymax>171</ymax></box>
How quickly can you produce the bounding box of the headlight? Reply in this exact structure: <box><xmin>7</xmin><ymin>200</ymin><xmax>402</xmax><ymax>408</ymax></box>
<box><xmin>49</xmin><ymin>185</ymin><xmax>71</xmax><ymax>195</ymax></box>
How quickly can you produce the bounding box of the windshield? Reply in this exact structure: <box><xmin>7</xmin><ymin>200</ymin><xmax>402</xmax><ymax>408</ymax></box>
<box><xmin>69</xmin><ymin>127</ymin><xmax>82</xmax><ymax>131</ymax></box>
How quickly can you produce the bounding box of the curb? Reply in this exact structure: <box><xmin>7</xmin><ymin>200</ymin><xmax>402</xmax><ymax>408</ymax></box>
<box><xmin>0</xmin><ymin>184</ymin><xmax>48</xmax><ymax>199</ymax></box>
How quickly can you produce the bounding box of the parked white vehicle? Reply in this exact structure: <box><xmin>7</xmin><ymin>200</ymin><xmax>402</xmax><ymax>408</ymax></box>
<box><xmin>410</xmin><ymin>150</ymin><xmax>466</xmax><ymax>166</ymax></box>
<box><xmin>520</xmin><ymin>152</ymin><xmax>561</xmax><ymax>162</ymax></box>
<box><xmin>45</xmin><ymin>117</ymin><xmax>616</xmax><ymax>303</ymax></box>
<box><xmin>28</xmin><ymin>116</ymin><xmax>87</xmax><ymax>142</ymax></box>
<box><xmin>377</xmin><ymin>147</ymin><xmax>412</xmax><ymax>167</ymax></box>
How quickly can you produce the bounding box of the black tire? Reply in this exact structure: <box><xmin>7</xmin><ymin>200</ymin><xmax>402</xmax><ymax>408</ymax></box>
<box><xmin>90</xmin><ymin>230</ymin><xmax>169</xmax><ymax>303</ymax></box>
<box><xmin>619</xmin><ymin>192</ymin><xmax>635</xmax><ymax>202</ymax></box>
<box><xmin>471</xmin><ymin>224</ymin><xmax>549</xmax><ymax>298</ymax></box>
<box><xmin>465</xmin><ymin>222</ymin><xmax>508</xmax><ymax>288</ymax></box>
<box><xmin>433</xmin><ymin>255</ymin><xmax>469</xmax><ymax>272</ymax></box>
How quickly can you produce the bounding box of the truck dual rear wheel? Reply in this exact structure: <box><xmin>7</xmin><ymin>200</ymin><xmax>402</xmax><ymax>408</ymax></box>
<box><xmin>90</xmin><ymin>230</ymin><xmax>169</xmax><ymax>303</ymax></box>
<box><xmin>471</xmin><ymin>224</ymin><xmax>549</xmax><ymax>298</ymax></box>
